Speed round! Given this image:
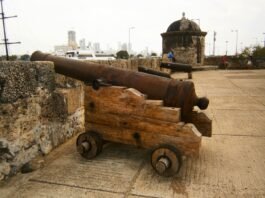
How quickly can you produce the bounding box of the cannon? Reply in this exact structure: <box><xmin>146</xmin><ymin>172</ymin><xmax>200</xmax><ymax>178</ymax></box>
<box><xmin>31</xmin><ymin>51</ymin><xmax>212</xmax><ymax>176</ymax></box>
<box><xmin>160</xmin><ymin>62</ymin><xmax>193</xmax><ymax>79</ymax></box>
<box><xmin>138</xmin><ymin>66</ymin><xmax>171</xmax><ymax>79</ymax></box>
<box><xmin>31</xmin><ymin>51</ymin><xmax>208</xmax><ymax>122</ymax></box>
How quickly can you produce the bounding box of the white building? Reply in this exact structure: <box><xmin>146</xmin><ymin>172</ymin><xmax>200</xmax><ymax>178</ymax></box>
<box><xmin>93</xmin><ymin>42</ymin><xmax>101</xmax><ymax>52</ymax></box>
<box><xmin>54</xmin><ymin>45</ymin><xmax>71</xmax><ymax>56</ymax></box>
<box><xmin>79</xmin><ymin>39</ymin><xmax>86</xmax><ymax>50</ymax></box>
<box><xmin>68</xmin><ymin>30</ymin><xmax>77</xmax><ymax>49</ymax></box>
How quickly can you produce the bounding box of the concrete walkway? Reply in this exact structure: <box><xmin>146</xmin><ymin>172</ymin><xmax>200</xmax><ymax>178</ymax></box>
<box><xmin>1</xmin><ymin>70</ymin><xmax>265</xmax><ymax>197</ymax></box>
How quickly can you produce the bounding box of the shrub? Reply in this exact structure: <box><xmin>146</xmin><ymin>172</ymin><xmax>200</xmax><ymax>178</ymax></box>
<box><xmin>116</xmin><ymin>50</ymin><xmax>129</xmax><ymax>59</ymax></box>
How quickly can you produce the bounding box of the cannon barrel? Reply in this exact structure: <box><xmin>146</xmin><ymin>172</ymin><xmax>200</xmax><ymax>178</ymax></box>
<box><xmin>31</xmin><ymin>51</ymin><xmax>209</xmax><ymax>122</ymax></box>
<box><xmin>160</xmin><ymin>62</ymin><xmax>192</xmax><ymax>73</ymax></box>
<box><xmin>138</xmin><ymin>66</ymin><xmax>171</xmax><ymax>78</ymax></box>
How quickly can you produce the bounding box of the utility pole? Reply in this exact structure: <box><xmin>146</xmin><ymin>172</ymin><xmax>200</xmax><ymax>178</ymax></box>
<box><xmin>231</xmin><ymin>29</ymin><xmax>238</xmax><ymax>56</ymax></box>
<box><xmin>213</xmin><ymin>31</ymin><xmax>216</xmax><ymax>56</ymax></box>
<box><xmin>128</xmin><ymin>27</ymin><xmax>135</xmax><ymax>54</ymax></box>
<box><xmin>225</xmin><ymin>41</ymin><xmax>228</xmax><ymax>55</ymax></box>
<box><xmin>0</xmin><ymin>0</ymin><xmax>21</xmax><ymax>60</ymax></box>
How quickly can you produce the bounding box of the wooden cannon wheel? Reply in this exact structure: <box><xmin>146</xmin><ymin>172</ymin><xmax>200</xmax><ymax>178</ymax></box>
<box><xmin>76</xmin><ymin>131</ymin><xmax>103</xmax><ymax>159</ymax></box>
<box><xmin>151</xmin><ymin>145</ymin><xmax>182</xmax><ymax>177</ymax></box>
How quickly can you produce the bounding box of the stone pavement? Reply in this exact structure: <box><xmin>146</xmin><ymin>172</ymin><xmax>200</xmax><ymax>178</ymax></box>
<box><xmin>1</xmin><ymin>70</ymin><xmax>265</xmax><ymax>197</ymax></box>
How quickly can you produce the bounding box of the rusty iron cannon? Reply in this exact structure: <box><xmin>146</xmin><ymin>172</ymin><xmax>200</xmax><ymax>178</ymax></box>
<box><xmin>138</xmin><ymin>65</ymin><xmax>171</xmax><ymax>79</ymax></box>
<box><xmin>160</xmin><ymin>62</ymin><xmax>193</xmax><ymax>79</ymax></box>
<box><xmin>160</xmin><ymin>62</ymin><xmax>192</xmax><ymax>73</ymax></box>
<box><xmin>31</xmin><ymin>51</ymin><xmax>208</xmax><ymax>122</ymax></box>
<box><xmin>31</xmin><ymin>51</ymin><xmax>211</xmax><ymax>176</ymax></box>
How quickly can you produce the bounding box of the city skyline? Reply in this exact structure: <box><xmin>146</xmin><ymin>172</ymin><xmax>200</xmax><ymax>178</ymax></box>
<box><xmin>54</xmin><ymin>30</ymin><xmax>153</xmax><ymax>56</ymax></box>
<box><xmin>0</xmin><ymin>0</ymin><xmax>264</xmax><ymax>56</ymax></box>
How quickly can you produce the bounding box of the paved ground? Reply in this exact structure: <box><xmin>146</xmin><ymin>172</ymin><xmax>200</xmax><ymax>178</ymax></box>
<box><xmin>1</xmin><ymin>70</ymin><xmax>265</xmax><ymax>198</ymax></box>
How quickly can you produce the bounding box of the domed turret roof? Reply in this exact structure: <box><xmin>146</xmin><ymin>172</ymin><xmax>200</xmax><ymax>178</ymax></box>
<box><xmin>166</xmin><ymin>12</ymin><xmax>201</xmax><ymax>32</ymax></box>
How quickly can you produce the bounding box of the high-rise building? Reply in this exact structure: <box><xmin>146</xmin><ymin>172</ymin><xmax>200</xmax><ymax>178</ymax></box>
<box><xmin>68</xmin><ymin>30</ymin><xmax>77</xmax><ymax>49</ymax></box>
<box><xmin>79</xmin><ymin>38</ymin><xmax>86</xmax><ymax>50</ymax></box>
<box><xmin>93</xmin><ymin>42</ymin><xmax>100</xmax><ymax>52</ymax></box>
<box><xmin>87</xmin><ymin>42</ymin><xmax>92</xmax><ymax>49</ymax></box>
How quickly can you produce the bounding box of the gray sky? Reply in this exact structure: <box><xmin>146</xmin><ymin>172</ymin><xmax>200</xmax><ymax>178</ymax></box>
<box><xmin>1</xmin><ymin>0</ymin><xmax>265</xmax><ymax>56</ymax></box>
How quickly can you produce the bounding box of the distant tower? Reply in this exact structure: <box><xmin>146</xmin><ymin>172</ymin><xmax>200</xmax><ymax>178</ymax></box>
<box><xmin>87</xmin><ymin>41</ymin><xmax>92</xmax><ymax>49</ymax></box>
<box><xmin>79</xmin><ymin>38</ymin><xmax>86</xmax><ymax>50</ymax></box>
<box><xmin>68</xmin><ymin>30</ymin><xmax>77</xmax><ymax>49</ymax></box>
<box><xmin>93</xmin><ymin>42</ymin><xmax>101</xmax><ymax>52</ymax></box>
<box><xmin>161</xmin><ymin>12</ymin><xmax>207</xmax><ymax>66</ymax></box>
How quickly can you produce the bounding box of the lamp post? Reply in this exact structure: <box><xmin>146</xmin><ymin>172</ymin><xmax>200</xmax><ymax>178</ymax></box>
<box><xmin>225</xmin><ymin>41</ymin><xmax>228</xmax><ymax>55</ymax></box>
<box><xmin>128</xmin><ymin>27</ymin><xmax>135</xmax><ymax>54</ymax></box>
<box><xmin>213</xmin><ymin>31</ymin><xmax>216</xmax><ymax>56</ymax></box>
<box><xmin>240</xmin><ymin>42</ymin><xmax>243</xmax><ymax>52</ymax></box>
<box><xmin>231</xmin><ymin>29</ymin><xmax>238</xmax><ymax>56</ymax></box>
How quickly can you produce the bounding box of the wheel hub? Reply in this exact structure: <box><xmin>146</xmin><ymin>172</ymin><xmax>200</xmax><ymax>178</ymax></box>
<box><xmin>155</xmin><ymin>157</ymin><xmax>170</xmax><ymax>174</ymax></box>
<box><xmin>77</xmin><ymin>141</ymin><xmax>91</xmax><ymax>154</ymax></box>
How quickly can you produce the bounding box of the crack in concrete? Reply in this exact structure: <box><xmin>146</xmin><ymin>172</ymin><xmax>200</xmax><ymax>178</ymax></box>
<box><xmin>129</xmin><ymin>193</ymin><xmax>162</xmax><ymax>198</ymax></box>
<box><xmin>29</xmin><ymin>178</ymin><xmax>124</xmax><ymax>195</ymax></box>
<box><xmin>213</xmin><ymin>134</ymin><xmax>265</xmax><ymax>138</ymax></box>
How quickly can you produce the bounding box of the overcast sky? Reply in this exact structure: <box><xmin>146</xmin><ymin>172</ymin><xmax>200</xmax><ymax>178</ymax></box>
<box><xmin>1</xmin><ymin>0</ymin><xmax>265</xmax><ymax>56</ymax></box>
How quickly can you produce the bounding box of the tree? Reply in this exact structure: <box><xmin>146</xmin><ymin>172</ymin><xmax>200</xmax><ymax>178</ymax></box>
<box><xmin>239</xmin><ymin>45</ymin><xmax>265</xmax><ymax>59</ymax></box>
<box><xmin>151</xmin><ymin>52</ymin><xmax>157</xmax><ymax>57</ymax></box>
<box><xmin>116</xmin><ymin>50</ymin><xmax>129</xmax><ymax>59</ymax></box>
<box><xmin>251</xmin><ymin>46</ymin><xmax>265</xmax><ymax>66</ymax></box>
<box><xmin>20</xmin><ymin>54</ymin><xmax>30</xmax><ymax>61</ymax></box>
<box><xmin>0</xmin><ymin>55</ymin><xmax>17</xmax><ymax>61</ymax></box>
<box><xmin>239</xmin><ymin>47</ymin><xmax>252</xmax><ymax>59</ymax></box>
<box><xmin>9</xmin><ymin>55</ymin><xmax>18</xmax><ymax>61</ymax></box>
<box><xmin>238</xmin><ymin>45</ymin><xmax>265</xmax><ymax>66</ymax></box>
<box><xmin>252</xmin><ymin>46</ymin><xmax>265</xmax><ymax>58</ymax></box>
<box><xmin>0</xmin><ymin>55</ymin><xmax>6</xmax><ymax>61</ymax></box>
<box><xmin>137</xmin><ymin>54</ymin><xmax>143</xmax><ymax>58</ymax></box>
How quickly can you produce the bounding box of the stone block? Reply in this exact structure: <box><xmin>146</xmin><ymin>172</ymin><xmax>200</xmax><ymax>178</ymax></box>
<box><xmin>11</xmin><ymin>145</ymin><xmax>39</xmax><ymax>169</ymax></box>
<box><xmin>55</xmin><ymin>73</ymin><xmax>83</xmax><ymax>88</ymax></box>
<box><xmin>0</xmin><ymin>61</ymin><xmax>54</xmax><ymax>103</ymax></box>
<box><xmin>57</xmin><ymin>86</ymin><xmax>84</xmax><ymax>115</ymax></box>
<box><xmin>40</xmin><ymin>91</ymin><xmax>68</xmax><ymax>122</ymax></box>
<box><xmin>0</xmin><ymin>161</ymin><xmax>10</xmax><ymax>180</ymax></box>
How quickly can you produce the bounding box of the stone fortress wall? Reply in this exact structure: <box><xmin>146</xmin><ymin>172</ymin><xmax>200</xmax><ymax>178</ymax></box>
<box><xmin>0</xmin><ymin>61</ymin><xmax>84</xmax><ymax>180</ymax></box>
